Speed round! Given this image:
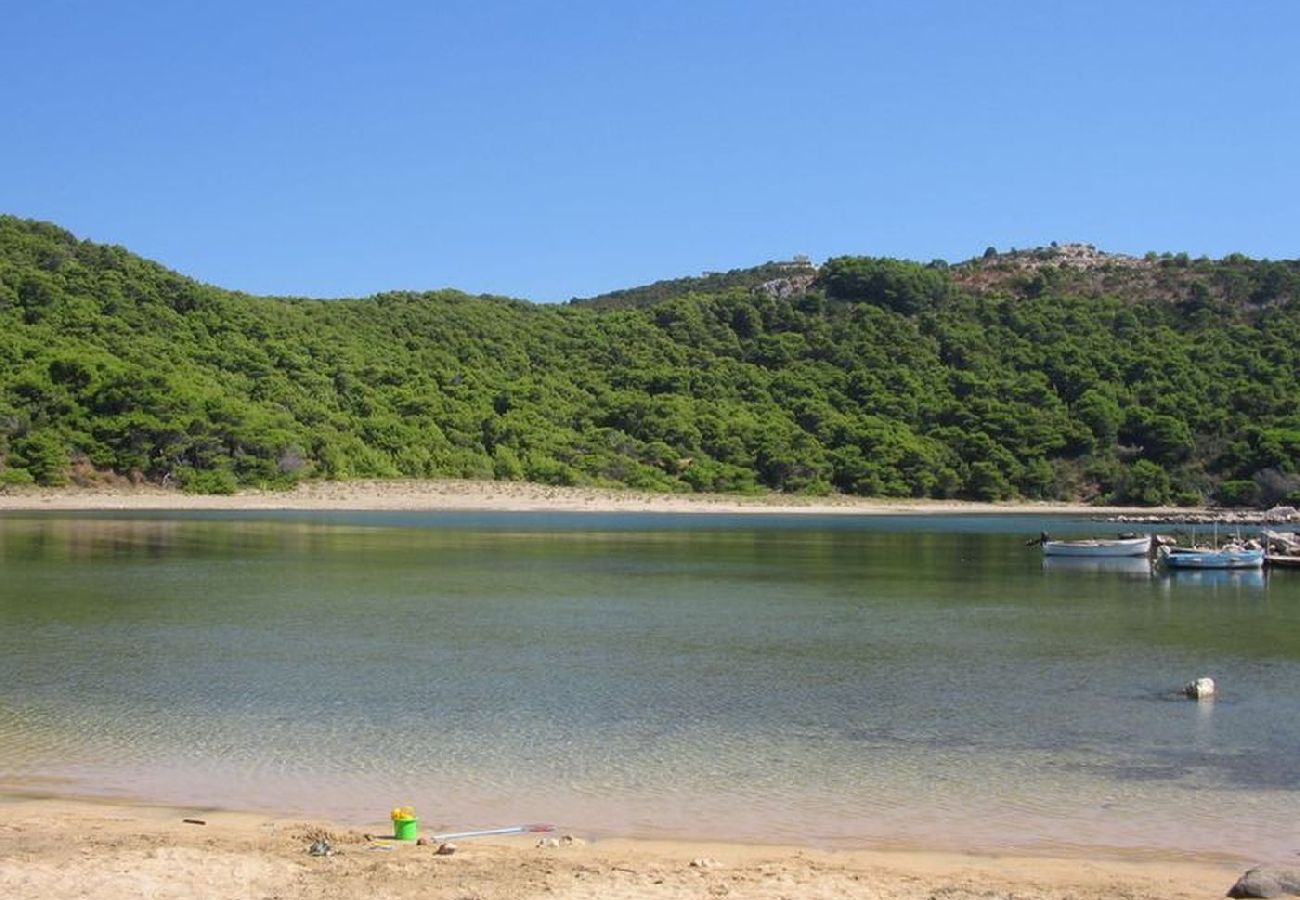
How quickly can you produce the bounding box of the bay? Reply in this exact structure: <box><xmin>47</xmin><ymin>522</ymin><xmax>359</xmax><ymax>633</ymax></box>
<box><xmin>0</xmin><ymin>511</ymin><xmax>1296</xmax><ymax>856</ymax></box>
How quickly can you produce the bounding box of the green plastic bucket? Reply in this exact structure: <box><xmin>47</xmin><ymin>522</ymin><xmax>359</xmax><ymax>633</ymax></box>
<box><xmin>394</xmin><ymin>817</ymin><xmax>419</xmax><ymax>841</ymax></box>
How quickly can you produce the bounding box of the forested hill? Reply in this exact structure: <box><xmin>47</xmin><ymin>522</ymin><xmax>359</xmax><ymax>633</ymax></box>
<box><xmin>576</xmin><ymin>243</ymin><xmax>1300</xmax><ymax>313</ymax></box>
<box><xmin>571</xmin><ymin>258</ymin><xmax>816</xmax><ymax>310</ymax></box>
<box><xmin>2</xmin><ymin>215</ymin><xmax>1298</xmax><ymax>506</ymax></box>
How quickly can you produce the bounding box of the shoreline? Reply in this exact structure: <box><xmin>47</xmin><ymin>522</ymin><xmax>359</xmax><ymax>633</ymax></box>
<box><xmin>0</xmin><ymin>794</ymin><xmax>1250</xmax><ymax>899</ymax></box>
<box><xmin>0</xmin><ymin>479</ymin><xmax>1209</xmax><ymax>517</ymax></box>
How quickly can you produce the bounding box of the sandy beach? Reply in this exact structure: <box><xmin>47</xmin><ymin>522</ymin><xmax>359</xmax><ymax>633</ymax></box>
<box><xmin>0</xmin><ymin>796</ymin><xmax>1250</xmax><ymax>900</ymax></box>
<box><xmin>0</xmin><ymin>478</ymin><xmax>1191</xmax><ymax>517</ymax></box>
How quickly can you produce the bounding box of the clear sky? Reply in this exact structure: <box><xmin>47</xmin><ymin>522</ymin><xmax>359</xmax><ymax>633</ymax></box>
<box><xmin>4</xmin><ymin>1</ymin><xmax>1297</xmax><ymax>301</ymax></box>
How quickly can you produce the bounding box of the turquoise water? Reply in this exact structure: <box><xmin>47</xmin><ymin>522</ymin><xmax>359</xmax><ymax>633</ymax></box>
<box><xmin>0</xmin><ymin>512</ymin><xmax>1297</xmax><ymax>856</ymax></box>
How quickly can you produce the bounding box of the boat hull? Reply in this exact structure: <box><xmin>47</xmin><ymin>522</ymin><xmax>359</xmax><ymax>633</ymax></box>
<box><xmin>1159</xmin><ymin>546</ymin><xmax>1265</xmax><ymax>569</ymax></box>
<box><xmin>1042</xmin><ymin>536</ymin><xmax>1152</xmax><ymax>557</ymax></box>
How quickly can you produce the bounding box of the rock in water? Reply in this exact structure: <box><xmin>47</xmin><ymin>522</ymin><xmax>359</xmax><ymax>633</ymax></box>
<box><xmin>1227</xmin><ymin>865</ymin><xmax>1300</xmax><ymax>897</ymax></box>
<box><xmin>1185</xmin><ymin>676</ymin><xmax>1216</xmax><ymax>699</ymax></box>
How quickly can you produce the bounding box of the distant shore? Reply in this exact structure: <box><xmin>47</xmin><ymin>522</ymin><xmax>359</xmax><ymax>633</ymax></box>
<box><xmin>0</xmin><ymin>479</ymin><xmax>1210</xmax><ymax>517</ymax></box>
<box><xmin>0</xmin><ymin>795</ymin><xmax>1247</xmax><ymax>900</ymax></box>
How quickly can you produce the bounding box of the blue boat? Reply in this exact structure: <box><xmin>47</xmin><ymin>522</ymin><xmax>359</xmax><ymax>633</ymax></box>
<box><xmin>1158</xmin><ymin>544</ymin><xmax>1265</xmax><ymax>569</ymax></box>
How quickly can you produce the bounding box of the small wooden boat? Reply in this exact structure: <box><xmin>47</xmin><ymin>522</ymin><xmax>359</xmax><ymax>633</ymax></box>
<box><xmin>1041</xmin><ymin>535</ymin><xmax>1152</xmax><ymax>557</ymax></box>
<box><xmin>1158</xmin><ymin>544</ymin><xmax>1265</xmax><ymax>569</ymax></box>
<box><xmin>1265</xmin><ymin>554</ymin><xmax>1300</xmax><ymax>569</ymax></box>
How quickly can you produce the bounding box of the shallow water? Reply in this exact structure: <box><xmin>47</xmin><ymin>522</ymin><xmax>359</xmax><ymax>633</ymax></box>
<box><xmin>0</xmin><ymin>511</ymin><xmax>1297</xmax><ymax>856</ymax></box>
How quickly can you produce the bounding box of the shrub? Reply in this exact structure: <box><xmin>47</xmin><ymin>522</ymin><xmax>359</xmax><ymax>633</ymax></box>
<box><xmin>0</xmin><ymin>468</ymin><xmax>36</xmax><ymax>487</ymax></box>
<box><xmin>1215</xmin><ymin>480</ymin><xmax>1261</xmax><ymax>508</ymax></box>
<box><xmin>1116</xmin><ymin>460</ymin><xmax>1171</xmax><ymax>506</ymax></box>
<box><xmin>11</xmin><ymin>434</ymin><xmax>69</xmax><ymax>485</ymax></box>
<box><xmin>179</xmin><ymin>467</ymin><xmax>238</xmax><ymax>495</ymax></box>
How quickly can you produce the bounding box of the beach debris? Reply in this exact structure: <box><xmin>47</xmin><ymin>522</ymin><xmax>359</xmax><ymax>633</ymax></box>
<box><xmin>308</xmin><ymin>839</ymin><xmax>335</xmax><ymax>857</ymax></box>
<box><xmin>1227</xmin><ymin>864</ymin><xmax>1300</xmax><ymax>897</ymax></box>
<box><xmin>690</xmin><ymin>857</ymin><xmax>723</xmax><ymax>869</ymax></box>
<box><xmin>295</xmin><ymin>825</ymin><xmax>356</xmax><ymax>846</ymax></box>
<box><xmin>535</xmin><ymin>833</ymin><xmax>584</xmax><ymax>849</ymax></box>
<box><xmin>1185</xmin><ymin>676</ymin><xmax>1217</xmax><ymax>700</ymax></box>
<box><xmin>435</xmin><ymin>823</ymin><xmax>555</xmax><ymax>841</ymax></box>
<box><xmin>181</xmin><ymin>818</ymin><xmax>207</xmax><ymax>826</ymax></box>
<box><xmin>435</xmin><ymin>841</ymin><xmax>458</xmax><ymax>856</ymax></box>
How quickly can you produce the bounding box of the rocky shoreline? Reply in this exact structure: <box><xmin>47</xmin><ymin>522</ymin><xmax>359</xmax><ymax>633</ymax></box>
<box><xmin>1102</xmin><ymin>505</ymin><xmax>1299</xmax><ymax>526</ymax></box>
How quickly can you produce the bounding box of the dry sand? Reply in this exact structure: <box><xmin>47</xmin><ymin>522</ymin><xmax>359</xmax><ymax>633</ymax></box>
<box><xmin>0</xmin><ymin>479</ymin><xmax>1182</xmax><ymax>517</ymax></box>
<box><xmin>0</xmin><ymin>797</ymin><xmax>1248</xmax><ymax>900</ymax></box>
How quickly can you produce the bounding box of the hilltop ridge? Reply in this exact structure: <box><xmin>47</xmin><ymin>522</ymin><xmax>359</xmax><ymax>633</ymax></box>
<box><xmin>574</xmin><ymin>242</ymin><xmax>1300</xmax><ymax>313</ymax></box>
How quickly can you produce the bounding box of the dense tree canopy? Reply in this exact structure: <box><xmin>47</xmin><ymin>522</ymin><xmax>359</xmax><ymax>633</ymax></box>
<box><xmin>1</xmin><ymin>217</ymin><xmax>1297</xmax><ymax>505</ymax></box>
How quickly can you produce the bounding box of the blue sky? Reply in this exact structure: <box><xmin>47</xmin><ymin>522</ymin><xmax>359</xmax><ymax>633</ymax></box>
<box><xmin>4</xmin><ymin>1</ymin><xmax>1297</xmax><ymax>301</ymax></box>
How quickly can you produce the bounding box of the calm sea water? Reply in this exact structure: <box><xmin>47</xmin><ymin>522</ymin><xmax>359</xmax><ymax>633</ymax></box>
<box><xmin>0</xmin><ymin>511</ymin><xmax>1297</xmax><ymax>857</ymax></box>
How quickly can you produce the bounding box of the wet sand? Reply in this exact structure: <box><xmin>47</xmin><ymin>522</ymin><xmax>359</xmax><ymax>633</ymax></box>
<box><xmin>0</xmin><ymin>797</ymin><xmax>1247</xmax><ymax>900</ymax></box>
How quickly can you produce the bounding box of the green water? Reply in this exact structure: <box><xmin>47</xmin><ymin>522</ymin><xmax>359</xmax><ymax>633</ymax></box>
<box><xmin>0</xmin><ymin>511</ymin><xmax>1297</xmax><ymax>856</ymax></box>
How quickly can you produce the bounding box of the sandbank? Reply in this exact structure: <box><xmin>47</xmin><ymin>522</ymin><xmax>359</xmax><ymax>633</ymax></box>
<box><xmin>0</xmin><ymin>795</ymin><xmax>1249</xmax><ymax>900</ymax></box>
<box><xmin>0</xmin><ymin>479</ymin><xmax>1192</xmax><ymax>517</ymax></box>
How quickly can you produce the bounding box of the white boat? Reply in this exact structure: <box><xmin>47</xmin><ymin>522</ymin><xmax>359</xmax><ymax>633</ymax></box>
<box><xmin>1158</xmin><ymin>544</ymin><xmax>1265</xmax><ymax>569</ymax></box>
<box><xmin>1041</xmin><ymin>535</ymin><xmax>1152</xmax><ymax>557</ymax></box>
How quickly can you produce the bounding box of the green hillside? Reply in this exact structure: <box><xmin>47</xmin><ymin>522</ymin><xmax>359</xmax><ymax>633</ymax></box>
<box><xmin>570</xmin><ymin>259</ymin><xmax>815</xmax><ymax>310</ymax></box>
<box><xmin>2</xmin><ymin>216</ymin><xmax>1298</xmax><ymax>505</ymax></box>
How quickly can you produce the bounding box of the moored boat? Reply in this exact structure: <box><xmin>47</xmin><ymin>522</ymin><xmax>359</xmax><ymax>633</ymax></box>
<box><xmin>1265</xmin><ymin>554</ymin><xmax>1300</xmax><ymax>569</ymax></box>
<box><xmin>1158</xmin><ymin>544</ymin><xmax>1265</xmax><ymax>569</ymax></box>
<box><xmin>1041</xmin><ymin>535</ymin><xmax>1152</xmax><ymax>557</ymax></box>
